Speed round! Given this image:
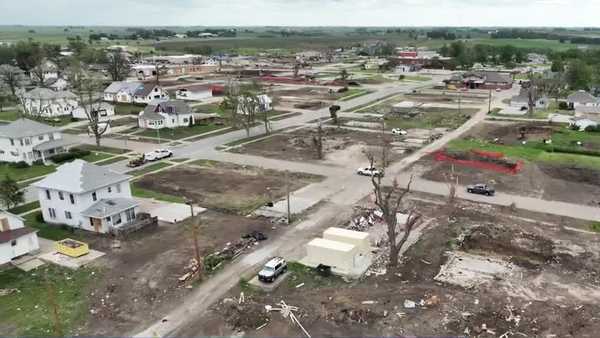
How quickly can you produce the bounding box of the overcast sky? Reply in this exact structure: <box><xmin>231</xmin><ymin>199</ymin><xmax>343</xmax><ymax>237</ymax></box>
<box><xmin>1</xmin><ymin>0</ymin><xmax>599</xmax><ymax>27</ymax></box>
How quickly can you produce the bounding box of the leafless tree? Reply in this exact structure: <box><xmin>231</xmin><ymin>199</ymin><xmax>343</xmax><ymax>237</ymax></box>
<box><xmin>69</xmin><ymin>64</ymin><xmax>110</xmax><ymax>147</ymax></box>
<box><xmin>30</xmin><ymin>63</ymin><xmax>49</xmax><ymax>87</ymax></box>
<box><xmin>312</xmin><ymin>120</ymin><xmax>324</xmax><ymax>159</ymax></box>
<box><xmin>0</xmin><ymin>64</ymin><xmax>27</xmax><ymax>98</ymax></box>
<box><xmin>370</xmin><ymin>174</ymin><xmax>421</xmax><ymax>267</ymax></box>
<box><xmin>293</xmin><ymin>62</ymin><xmax>300</xmax><ymax>78</ymax></box>
<box><xmin>220</xmin><ymin>78</ymin><xmax>241</xmax><ymax>128</ymax></box>
<box><xmin>189</xmin><ymin>215</ymin><xmax>204</xmax><ymax>280</ymax></box>
<box><xmin>107</xmin><ymin>50</ymin><xmax>131</xmax><ymax>81</ymax></box>
<box><xmin>237</xmin><ymin>92</ymin><xmax>259</xmax><ymax>137</ymax></box>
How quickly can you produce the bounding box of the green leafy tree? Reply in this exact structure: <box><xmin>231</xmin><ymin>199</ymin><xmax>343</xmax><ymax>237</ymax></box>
<box><xmin>0</xmin><ymin>175</ymin><xmax>24</xmax><ymax>210</ymax></box>
<box><xmin>566</xmin><ymin>59</ymin><xmax>592</xmax><ymax>90</ymax></box>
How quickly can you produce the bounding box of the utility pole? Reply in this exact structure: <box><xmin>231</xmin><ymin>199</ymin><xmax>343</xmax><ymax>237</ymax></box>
<box><xmin>186</xmin><ymin>199</ymin><xmax>202</xmax><ymax>275</ymax></box>
<box><xmin>285</xmin><ymin>170</ymin><xmax>291</xmax><ymax>224</ymax></box>
<box><xmin>488</xmin><ymin>88</ymin><xmax>492</xmax><ymax>114</ymax></box>
<box><xmin>458</xmin><ymin>91</ymin><xmax>462</xmax><ymax>115</ymax></box>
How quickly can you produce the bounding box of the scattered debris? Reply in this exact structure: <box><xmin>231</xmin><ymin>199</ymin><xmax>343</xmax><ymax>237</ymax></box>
<box><xmin>403</xmin><ymin>300</ymin><xmax>416</xmax><ymax>309</ymax></box>
<box><xmin>265</xmin><ymin>300</ymin><xmax>311</xmax><ymax>338</ymax></box>
<box><xmin>295</xmin><ymin>283</ymin><xmax>305</xmax><ymax>288</ymax></box>
<box><xmin>0</xmin><ymin>289</ymin><xmax>19</xmax><ymax>296</ymax></box>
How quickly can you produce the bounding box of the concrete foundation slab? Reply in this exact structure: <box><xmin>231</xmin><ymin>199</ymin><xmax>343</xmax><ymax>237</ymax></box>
<box><xmin>14</xmin><ymin>258</ymin><xmax>46</xmax><ymax>271</ymax></box>
<box><xmin>39</xmin><ymin>249</ymin><xmax>105</xmax><ymax>270</ymax></box>
<box><xmin>137</xmin><ymin>198</ymin><xmax>206</xmax><ymax>224</ymax></box>
<box><xmin>434</xmin><ymin>251</ymin><xmax>522</xmax><ymax>288</ymax></box>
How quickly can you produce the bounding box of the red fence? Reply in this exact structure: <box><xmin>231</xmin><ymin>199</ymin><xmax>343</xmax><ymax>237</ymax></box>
<box><xmin>434</xmin><ymin>150</ymin><xmax>523</xmax><ymax>175</ymax></box>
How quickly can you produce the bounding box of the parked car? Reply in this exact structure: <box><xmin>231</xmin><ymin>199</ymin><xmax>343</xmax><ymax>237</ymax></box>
<box><xmin>356</xmin><ymin>166</ymin><xmax>383</xmax><ymax>177</ymax></box>
<box><xmin>258</xmin><ymin>257</ymin><xmax>287</xmax><ymax>283</ymax></box>
<box><xmin>144</xmin><ymin>149</ymin><xmax>173</xmax><ymax>161</ymax></box>
<box><xmin>466</xmin><ymin>184</ymin><xmax>495</xmax><ymax>196</ymax></box>
<box><xmin>392</xmin><ymin>128</ymin><xmax>408</xmax><ymax>135</ymax></box>
<box><xmin>127</xmin><ymin>155</ymin><xmax>146</xmax><ymax>168</ymax></box>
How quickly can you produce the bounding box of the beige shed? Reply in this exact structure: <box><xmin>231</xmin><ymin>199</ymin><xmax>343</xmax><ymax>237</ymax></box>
<box><xmin>323</xmin><ymin>227</ymin><xmax>370</xmax><ymax>253</ymax></box>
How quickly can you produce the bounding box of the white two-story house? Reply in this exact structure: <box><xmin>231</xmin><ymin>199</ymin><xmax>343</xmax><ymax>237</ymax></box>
<box><xmin>0</xmin><ymin>119</ymin><xmax>73</xmax><ymax>164</ymax></box>
<box><xmin>0</xmin><ymin>210</ymin><xmax>40</xmax><ymax>265</ymax></box>
<box><xmin>33</xmin><ymin>160</ymin><xmax>140</xmax><ymax>234</ymax></box>
<box><xmin>133</xmin><ymin>83</ymin><xmax>169</xmax><ymax>104</ymax></box>
<box><xmin>21</xmin><ymin>87</ymin><xmax>79</xmax><ymax>117</ymax></box>
<box><xmin>138</xmin><ymin>100</ymin><xmax>194</xmax><ymax>130</ymax></box>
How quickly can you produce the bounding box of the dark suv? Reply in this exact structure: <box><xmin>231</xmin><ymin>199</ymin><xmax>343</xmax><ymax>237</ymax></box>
<box><xmin>466</xmin><ymin>184</ymin><xmax>495</xmax><ymax>196</ymax></box>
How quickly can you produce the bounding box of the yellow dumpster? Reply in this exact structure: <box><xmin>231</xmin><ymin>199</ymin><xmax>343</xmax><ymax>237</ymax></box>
<box><xmin>56</xmin><ymin>239</ymin><xmax>90</xmax><ymax>258</ymax></box>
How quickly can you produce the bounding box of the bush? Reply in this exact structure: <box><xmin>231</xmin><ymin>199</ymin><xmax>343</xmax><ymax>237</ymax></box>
<box><xmin>36</xmin><ymin>212</ymin><xmax>44</xmax><ymax>223</ymax></box>
<box><xmin>12</xmin><ymin>161</ymin><xmax>30</xmax><ymax>169</ymax></box>
<box><xmin>399</xmin><ymin>74</ymin><xmax>406</xmax><ymax>80</ymax></box>
<box><xmin>584</xmin><ymin>125</ymin><xmax>600</xmax><ymax>132</ymax></box>
<box><xmin>51</xmin><ymin>149</ymin><xmax>91</xmax><ymax>164</ymax></box>
<box><xmin>558</xmin><ymin>101</ymin><xmax>569</xmax><ymax>110</ymax></box>
<box><xmin>32</xmin><ymin>160</ymin><xmax>44</xmax><ymax>166</ymax></box>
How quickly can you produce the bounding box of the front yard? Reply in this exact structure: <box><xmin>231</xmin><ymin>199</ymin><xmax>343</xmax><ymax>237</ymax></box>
<box><xmin>0</xmin><ymin>163</ymin><xmax>55</xmax><ymax>181</ymax></box>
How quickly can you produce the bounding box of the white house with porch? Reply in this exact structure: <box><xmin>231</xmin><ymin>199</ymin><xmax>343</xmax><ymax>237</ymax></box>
<box><xmin>0</xmin><ymin>210</ymin><xmax>40</xmax><ymax>265</ymax></box>
<box><xmin>0</xmin><ymin>119</ymin><xmax>73</xmax><ymax>164</ymax></box>
<box><xmin>103</xmin><ymin>81</ymin><xmax>143</xmax><ymax>103</ymax></box>
<box><xmin>21</xmin><ymin>87</ymin><xmax>79</xmax><ymax>117</ymax></box>
<box><xmin>33</xmin><ymin>160</ymin><xmax>140</xmax><ymax>234</ymax></box>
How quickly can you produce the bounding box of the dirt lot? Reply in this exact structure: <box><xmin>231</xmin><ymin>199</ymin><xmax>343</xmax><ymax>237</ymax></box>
<box><xmin>419</xmin><ymin>121</ymin><xmax>600</xmax><ymax>206</ymax></box>
<box><xmin>176</xmin><ymin>196</ymin><xmax>600</xmax><ymax>337</ymax></box>
<box><xmin>229</xmin><ymin>127</ymin><xmax>405</xmax><ymax>166</ymax></box>
<box><xmin>135</xmin><ymin>161</ymin><xmax>323</xmax><ymax>214</ymax></box>
<box><xmin>72</xmin><ymin>210</ymin><xmax>279</xmax><ymax>336</ymax></box>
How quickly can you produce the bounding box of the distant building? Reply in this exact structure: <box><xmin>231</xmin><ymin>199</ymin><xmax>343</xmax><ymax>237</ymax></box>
<box><xmin>175</xmin><ymin>84</ymin><xmax>216</xmax><ymax>101</ymax></box>
<box><xmin>509</xmin><ymin>89</ymin><xmax>549</xmax><ymax>111</ymax></box>
<box><xmin>445</xmin><ymin>71</ymin><xmax>513</xmax><ymax>90</ymax></box>
<box><xmin>72</xmin><ymin>102</ymin><xmax>115</xmax><ymax>121</ymax></box>
<box><xmin>0</xmin><ymin>210</ymin><xmax>40</xmax><ymax>265</ymax></box>
<box><xmin>133</xmin><ymin>83</ymin><xmax>169</xmax><ymax>104</ymax></box>
<box><xmin>237</xmin><ymin>94</ymin><xmax>272</xmax><ymax>115</ymax></box>
<box><xmin>33</xmin><ymin>160</ymin><xmax>139</xmax><ymax>234</ymax></box>
<box><xmin>0</xmin><ymin>119</ymin><xmax>72</xmax><ymax>164</ymax></box>
<box><xmin>567</xmin><ymin>90</ymin><xmax>600</xmax><ymax>110</ymax></box>
<box><xmin>21</xmin><ymin>88</ymin><xmax>79</xmax><ymax>117</ymax></box>
<box><xmin>138</xmin><ymin>100</ymin><xmax>194</xmax><ymax>130</ymax></box>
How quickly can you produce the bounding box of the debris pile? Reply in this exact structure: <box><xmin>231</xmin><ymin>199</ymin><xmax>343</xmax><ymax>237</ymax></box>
<box><xmin>178</xmin><ymin>258</ymin><xmax>201</xmax><ymax>283</ymax></box>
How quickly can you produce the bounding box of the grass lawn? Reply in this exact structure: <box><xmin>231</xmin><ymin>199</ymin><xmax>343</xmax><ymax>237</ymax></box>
<box><xmin>339</xmin><ymin>89</ymin><xmax>371</xmax><ymax>102</ymax></box>
<box><xmin>384</xmin><ymin>108</ymin><xmax>479</xmax><ymax>130</ymax></box>
<box><xmin>447</xmin><ymin>138</ymin><xmax>600</xmax><ymax>170</ymax></box>
<box><xmin>590</xmin><ymin>222</ymin><xmax>600</xmax><ymax>232</ymax></box>
<box><xmin>75</xmin><ymin>144</ymin><xmax>130</xmax><ymax>155</ymax></box>
<box><xmin>78</xmin><ymin>152</ymin><xmax>113</xmax><ymax>163</ymax></box>
<box><xmin>0</xmin><ymin>265</ymin><xmax>96</xmax><ymax>336</ymax></box>
<box><xmin>94</xmin><ymin>156</ymin><xmax>128</xmax><ymax>166</ymax></box>
<box><xmin>402</xmin><ymin>75</ymin><xmax>433</xmax><ymax>82</ymax></box>
<box><xmin>135</xmin><ymin>123</ymin><xmax>227</xmax><ymax>140</ymax></box>
<box><xmin>0</xmin><ymin>163</ymin><xmax>56</xmax><ymax>182</ymax></box>
<box><xmin>114</xmin><ymin>103</ymin><xmax>145</xmax><ymax>115</ymax></box>
<box><xmin>0</xmin><ymin>110</ymin><xmax>20</xmax><ymax>121</ymax></box>
<box><xmin>126</xmin><ymin>161</ymin><xmax>172</xmax><ymax>177</ymax></box>
<box><xmin>194</xmin><ymin>103</ymin><xmax>223</xmax><ymax>115</ymax></box>
<box><xmin>23</xmin><ymin>211</ymin><xmax>79</xmax><ymax>240</ymax></box>
<box><xmin>8</xmin><ymin>201</ymin><xmax>40</xmax><ymax>215</ymax></box>
<box><xmin>131</xmin><ymin>183</ymin><xmax>185</xmax><ymax>203</ymax></box>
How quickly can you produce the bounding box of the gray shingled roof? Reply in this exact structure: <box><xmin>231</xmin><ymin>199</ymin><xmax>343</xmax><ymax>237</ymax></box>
<box><xmin>135</xmin><ymin>83</ymin><xmax>158</xmax><ymax>97</ymax></box>
<box><xmin>0</xmin><ymin>119</ymin><xmax>59</xmax><ymax>138</ymax></box>
<box><xmin>22</xmin><ymin>87</ymin><xmax>77</xmax><ymax>100</ymax></box>
<box><xmin>139</xmin><ymin>100</ymin><xmax>192</xmax><ymax>121</ymax></box>
<box><xmin>104</xmin><ymin>81</ymin><xmax>143</xmax><ymax>94</ymax></box>
<box><xmin>567</xmin><ymin>90</ymin><xmax>599</xmax><ymax>104</ymax></box>
<box><xmin>33</xmin><ymin>159</ymin><xmax>132</xmax><ymax>193</ymax></box>
<box><xmin>80</xmin><ymin>198</ymin><xmax>139</xmax><ymax>218</ymax></box>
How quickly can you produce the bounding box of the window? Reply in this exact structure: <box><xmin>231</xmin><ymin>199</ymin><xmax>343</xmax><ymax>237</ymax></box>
<box><xmin>9</xmin><ymin>139</ymin><xmax>14</xmax><ymax>146</ymax></box>
<box><xmin>24</xmin><ymin>138</ymin><xmax>30</xmax><ymax>145</ymax></box>
<box><xmin>65</xmin><ymin>211</ymin><xmax>72</xmax><ymax>219</ymax></box>
<box><xmin>92</xmin><ymin>192</ymin><xmax>97</xmax><ymax>202</ymax></box>
<box><xmin>48</xmin><ymin>208</ymin><xmax>56</xmax><ymax>219</ymax></box>
<box><xmin>108</xmin><ymin>186</ymin><xmax>112</xmax><ymax>193</ymax></box>
<box><xmin>58</xmin><ymin>192</ymin><xmax>64</xmax><ymax>200</ymax></box>
<box><xmin>19</xmin><ymin>139</ymin><xmax>23</xmax><ymax>146</ymax></box>
<box><xmin>125</xmin><ymin>208</ymin><xmax>136</xmax><ymax>222</ymax></box>
<box><xmin>69</xmin><ymin>194</ymin><xmax>75</xmax><ymax>204</ymax></box>
<box><xmin>38</xmin><ymin>135</ymin><xmax>44</xmax><ymax>141</ymax></box>
<box><xmin>49</xmin><ymin>133</ymin><xmax>54</xmax><ymax>141</ymax></box>
<box><xmin>116</xmin><ymin>184</ymin><xmax>121</xmax><ymax>193</ymax></box>
<box><xmin>11</xmin><ymin>240</ymin><xmax>17</xmax><ymax>247</ymax></box>
<box><xmin>46</xmin><ymin>190</ymin><xmax>51</xmax><ymax>200</ymax></box>
<box><xmin>113</xmin><ymin>213</ymin><xmax>122</xmax><ymax>225</ymax></box>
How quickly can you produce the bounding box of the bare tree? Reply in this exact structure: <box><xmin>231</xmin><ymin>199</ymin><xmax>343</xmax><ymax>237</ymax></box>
<box><xmin>69</xmin><ymin>64</ymin><xmax>110</xmax><ymax>146</ymax></box>
<box><xmin>237</xmin><ymin>92</ymin><xmax>258</xmax><ymax>137</ymax></box>
<box><xmin>188</xmin><ymin>215</ymin><xmax>204</xmax><ymax>280</ymax></box>
<box><xmin>370</xmin><ymin>174</ymin><xmax>421</xmax><ymax>268</ymax></box>
<box><xmin>0</xmin><ymin>64</ymin><xmax>27</xmax><ymax>98</ymax></box>
<box><xmin>312</xmin><ymin>120</ymin><xmax>324</xmax><ymax>159</ymax></box>
<box><xmin>30</xmin><ymin>63</ymin><xmax>49</xmax><ymax>87</ymax></box>
<box><xmin>220</xmin><ymin>78</ymin><xmax>240</xmax><ymax>128</ymax></box>
<box><xmin>107</xmin><ymin>50</ymin><xmax>131</xmax><ymax>81</ymax></box>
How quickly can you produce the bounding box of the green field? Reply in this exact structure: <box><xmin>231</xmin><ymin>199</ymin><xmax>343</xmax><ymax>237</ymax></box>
<box><xmin>447</xmin><ymin>137</ymin><xmax>600</xmax><ymax>170</ymax></box>
<box><xmin>0</xmin><ymin>265</ymin><xmax>95</xmax><ymax>336</ymax></box>
<box><xmin>384</xmin><ymin>108</ymin><xmax>479</xmax><ymax>130</ymax></box>
<box><xmin>8</xmin><ymin>201</ymin><xmax>40</xmax><ymax>215</ymax></box>
<box><xmin>0</xmin><ymin>110</ymin><xmax>20</xmax><ymax>121</ymax></box>
<box><xmin>131</xmin><ymin>183</ymin><xmax>185</xmax><ymax>203</ymax></box>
